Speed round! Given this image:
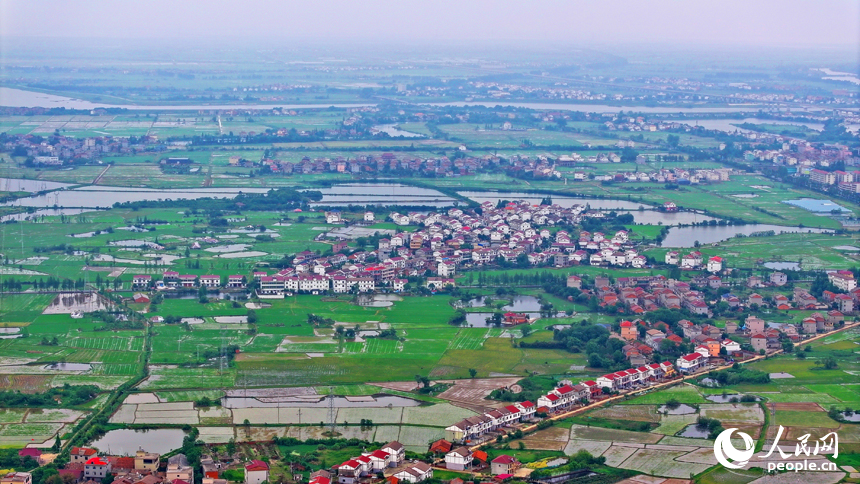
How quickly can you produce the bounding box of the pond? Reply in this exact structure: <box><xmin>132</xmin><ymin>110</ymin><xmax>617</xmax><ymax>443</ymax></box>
<box><xmin>677</xmin><ymin>424</ymin><xmax>710</xmax><ymax>438</ymax></box>
<box><xmin>372</xmin><ymin>124</ymin><xmax>424</xmax><ymax>138</ymax></box>
<box><xmin>660</xmin><ymin>225</ymin><xmax>832</xmax><ymax>248</ymax></box>
<box><xmin>221</xmin><ymin>394</ymin><xmax>420</xmax><ymax>409</ymax></box>
<box><xmin>308</xmin><ymin>184</ymin><xmax>455</xmax><ymax>207</ymax></box>
<box><xmin>2</xmin><ymin>186</ymin><xmax>270</xmax><ymax>208</ymax></box>
<box><xmin>625</xmin><ymin>210</ymin><xmax>717</xmax><ymax>226</ymax></box>
<box><xmin>658</xmin><ymin>403</ymin><xmax>697</xmax><ymax>415</ymax></box>
<box><xmin>42</xmin><ymin>292</ymin><xmax>112</xmax><ymax>314</ymax></box>
<box><xmin>465</xmin><ymin>312</ymin><xmax>496</xmax><ymax>327</ymax></box>
<box><xmin>0</xmin><ymin>208</ymin><xmax>99</xmax><ymax>223</ymax></box>
<box><xmin>43</xmin><ymin>363</ymin><xmax>92</xmax><ymax>371</ymax></box>
<box><xmin>842</xmin><ymin>412</ymin><xmax>860</xmax><ymax>422</ymax></box>
<box><xmin>204</xmin><ymin>244</ymin><xmax>251</xmax><ymax>253</ymax></box>
<box><xmin>783</xmin><ymin>198</ymin><xmax>850</xmax><ymax>213</ymax></box>
<box><xmin>0</xmin><ymin>177</ymin><xmax>74</xmax><ymax>193</ymax></box>
<box><xmin>89</xmin><ymin>428</ymin><xmax>187</xmax><ymax>455</ymax></box>
<box><xmin>676</xmin><ymin>117</ymin><xmax>826</xmax><ymax>133</ymax></box>
<box><xmin>459</xmin><ymin>191</ymin><xmax>648</xmax><ymax>210</ymax></box>
<box><xmin>356</xmin><ymin>294</ymin><xmax>403</xmax><ymax>307</ymax></box>
<box><xmin>213</xmin><ymin>316</ymin><xmax>248</xmax><ymax>324</ymax></box>
<box><xmin>763</xmin><ymin>262</ymin><xmax>801</xmax><ymax>271</ymax></box>
<box><xmin>504</xmin><ymin>295</ymin><xmax>543</xmax><ymax>311</ymax></box>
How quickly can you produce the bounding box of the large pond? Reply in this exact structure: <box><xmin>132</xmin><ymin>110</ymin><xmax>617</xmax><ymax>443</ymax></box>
<box><xmin>42</xmin><ymin>292</ymin><xmax>113</xmax><ymax>314</ymax></box>
<box><xmin>675</xmin><ymin>117</ymin><xmax>826</xmax><ymax>133</ymax></box>
<box><xmin>89</xmin><ymin>428</ymin><xmax>187</xmax><ymax>455</ymax></box>
<box><xmin>660</xmin><ymin>225</ymin><xmax>832</xmax><ymax>248</ymax></box>
<box><xmin>0</xmin><ymin>178</ymin><xmax>74</xmax><ymax>193</ymax></box>
<box><xmin>372</xmin><ymin>124</ymin><xmax>424</xmax><ymax>138</ymax></box>
<box><xmin>43</xmin><ymin>363</ymin><xmax>92</xmax><ymax>371</ymax></box>
<box><xmin>221</xmin><ymin>394</ymin><xmax>420</xmax><ymax>409</ymax></box>
<box><xmin>625</xmin><ymin>210</ymin><xmax>716</xmax><ymax>225</ymax></box>
<box><xmin>309</xmin><ymin>184</ymin><xmax>455</xmax><ymax>207</ymax></box>
<box><xmin>460</xmin><ymin>191</ymin><xmax>649</xmax><ymax>210</ymax></box>
<box><xmin>461</xmin><ymin>295</ymin><xmax>542</xmax><ymax>313</ymax></box>
<box><xmin>3</xmin><ymin>186</ymin><xmax>269</xmax><ymax>209</ymax></box>
<box><xmin>356</xmin><ymin>294</ymin><xmax>403</xmax><ymax>307</ymax></box>
<box><xmin>677</xmin><ymin>424</ymin><xmax>710</xmax><ymax>439</ymax></box>
<box><xmin>783</xmin><ymin>198</ymin><xmax>850</xmax><ymax>213</ymax></box>
<box><xmin>0</xmin><ymin>208</ymin><xmax>98</xmax><ymax>223</ymax></box>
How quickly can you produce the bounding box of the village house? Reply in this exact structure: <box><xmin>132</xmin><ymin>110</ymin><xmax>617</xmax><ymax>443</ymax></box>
<box><xmin>445</xmin><ymin>448</ymin><xmax>473</xmax><ymax>471</ymax></box>
<box><xmin>135</xmin><ymin>450</ymin><xmax>160</xmax><ymax>472</ymax></box>
<box><xmin>751</xmin><ymin>334</ymin><xmax>768</xmax><ymax>353</ymax></box>
<box><xmin>84</xmin><ymin>457</ymin><xmax>111</xmax><ymax>480</ymax></box>
<box><xmin>490</xmin><ymin>455</ymin><xmax>520</xmax><ymax>476</ymax></box>
<box><xmin>166</xmin><ymin>455</ymin><xmax>194</xmax><ymax>483</ymax></box>
<box><xmin>392</xmin><ymin>463</ymin><xmax>432</xmax><ymax>483</ymax></box>
<box><xmin>244</xmin><ymin>461</ymin><xmax>269</xmax><ymax>484</ymax></box>
<box><xmin>70</xmin><ymin>447</ymin><xmax>98</xmax><ymax>464</ymax></box>
<box><xmin>1</xmin><ymin>474</ymin><xmax>31</xmax><ymax>484</ymax></box>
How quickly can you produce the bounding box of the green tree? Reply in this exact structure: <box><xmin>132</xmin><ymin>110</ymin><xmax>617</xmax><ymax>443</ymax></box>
<box><xmin>468</xmin><ymin>368</ymin><xmax>477</xmax><ymax>378</ymax></box>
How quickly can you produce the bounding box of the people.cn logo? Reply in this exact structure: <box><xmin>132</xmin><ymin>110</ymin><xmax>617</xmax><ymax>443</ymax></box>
<box><xmin>713</xmin><ymin>428</ymin><xmax>756</xmax><ymax>469</ymax></box>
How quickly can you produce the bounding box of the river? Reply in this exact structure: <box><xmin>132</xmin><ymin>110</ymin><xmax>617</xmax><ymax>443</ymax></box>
<box><xmin>1</xmin><ymin>86</ymin><xmax>831</xmax><ymax>114</ymax></box>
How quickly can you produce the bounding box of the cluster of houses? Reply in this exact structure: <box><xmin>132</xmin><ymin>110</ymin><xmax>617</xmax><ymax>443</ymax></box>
<box><xmin>333</xmin><ymin>441</ymin><xmax>431</xmax><ymax>484</ymax></box>
<box><xmin>664</xmin><ymin>251</ymin><xmax>723</xmax><ymax>273</ymax></box>
<box><xmin>444</xmin><ymin>363</ymin><xmax>678</xmax><ymax>444</ymax></box>
<box><xmin>48</xmin><ymin>447</ymin><xmax>272</xmax><ymax>484</ymax></box>
<box><xmin>50</xmin><ymin>448</ymin><xmax>175</xmax><ymax>484</ymax></box>
<box><xmin>132</xmin><ymin>200</ymin><xmax>654</xmax><ymax>297</ymax></box>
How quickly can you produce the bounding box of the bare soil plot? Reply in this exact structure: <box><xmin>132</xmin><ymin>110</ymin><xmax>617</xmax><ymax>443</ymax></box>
<box><xmin>563</xmin><ymin>439</ymin><xmax>612</xmax><ymax>456</ymax></box>
<box><xmin>617</xmin><ymin>448</ymin><xmax>712</xmax><ymax>478</ymax></box>
<box><xmin>569</xmin><ymin>424</ymin><xmax>662</xmax><ymax>444</ymax></box>
<box><xmin>25</xmin><ymin>409</ymin><xmax>86</xmax><ymax>423</ymax></box>
<box><xmin>769</xmin><ymin>402</ymin><xmax>824</xmax><ymax>412</ymax></box>
<box><xmin>699</xmin><ymin>403</ymin><xmax>764</xmax><ymax>423</ymax></box>
<box><xmin>674</xmin><ymin>447</ymin><xmax>718</xmax><ymax>465</ymax></box>
<box><xmin>434</xmin><ymin>377</ymin><xmax>522</xmax><ymax>412</ymax></box>
<box><xmin>109</xmin><ymin>404</ymin><xmax>136</xmax><ymax>424</ymax></box>
<box><xmin>196</xmin><ymin>426</ymin><xmax>235</xmax><ymax>443</ymax></box>
<box><xmin>124</xmin><ymin>393</ymin><xmax>160</xmax><ymax>404</ymax></box>
<box><xmin>652</xmin><ymin>414</ymin><xmax>698</xmax><ymax>435</ymax></box>
<box><xmin>590</xmin><ymin>405</ymin><xmax>660</xmax><ymax>422</ymax></box>
<box><xmin>520</xmin><ymin>439</ymin><xmax>567</xmax><ymax>451</ymax></box>
<box><xmin>401</xmin><ymin>404</ymin><xmax>477</xmax><ymax>427</ymax></box>
<box><xmin>601</xmin><ymin>445</ymin><xmax>639</xmax><ymax>467</ymax></box>
<box><xmin>198</xmin><ymin>407</ymin><xmax>232</xmax><ymax>425</ymax></box>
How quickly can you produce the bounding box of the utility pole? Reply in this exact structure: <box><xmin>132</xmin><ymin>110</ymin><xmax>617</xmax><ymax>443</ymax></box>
<box><xmin>328</xmin><ymin>386</ymin><xmax>336</xmax><ymax>433</ymax></box>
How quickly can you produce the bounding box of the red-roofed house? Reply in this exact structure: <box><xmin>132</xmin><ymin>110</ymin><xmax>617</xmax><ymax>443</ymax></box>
<box><xmin>429</xmin><ymin>439</ymin><xmax>452</xmax><ymax>455</ymax></box>
<box><xmin>70</xmin><ymin>447</ymin><xmax>97</xmax><ymax>464</ymax></box>
<box><xmin>84</xmin><ymin>457</ymin><xmax>111</xmax><ymax>480</ymax></box>
<box><xmin>367</xmin><ymin>450</ymin><xmax>391</xmax><ymax>472</ymax></box>
<box><xmin>244</xmin><ymin>461</ymin><xmax>269</xmax><ymax>484</ymax></box>
<box><xmin>620</xmin><ymin>320</ymin><xmax>636</xmax><ymax>341</ymax></box>
<box><xmin>676</xmin><ymin>353</ymin><xmax>705</xmax><ymax>373</ymax></box>
<box><xmin>490</xmin><ymin>455</ymin><xmax>520</xmax><ymax>475</ymax></box>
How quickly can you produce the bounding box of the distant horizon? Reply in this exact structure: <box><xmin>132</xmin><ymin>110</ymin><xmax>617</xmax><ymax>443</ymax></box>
<box><xmin>1</xmin><ymin>0</ymin><xmax>858</xmax><ymax>54</ymax></box>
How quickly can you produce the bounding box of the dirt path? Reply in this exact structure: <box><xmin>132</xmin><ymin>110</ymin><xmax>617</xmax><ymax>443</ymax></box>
<box><xmin>92</xmin><ymin>164</ymin><xmax>111</xmax><ymax>185</ymax></box>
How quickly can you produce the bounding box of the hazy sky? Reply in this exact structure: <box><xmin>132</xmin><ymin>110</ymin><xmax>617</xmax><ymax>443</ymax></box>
<box><xmin>1</xmin><ymin>0</ymin><xmax>859</xmax><ymax>49</ymax></box>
